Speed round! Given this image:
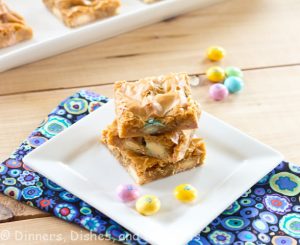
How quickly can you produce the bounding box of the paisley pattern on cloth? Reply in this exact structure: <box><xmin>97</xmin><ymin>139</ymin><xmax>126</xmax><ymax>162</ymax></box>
<box><xmin>0</xmin><ymin>90</ymin><xmax>299</xmax><ymax>245</ymax></box>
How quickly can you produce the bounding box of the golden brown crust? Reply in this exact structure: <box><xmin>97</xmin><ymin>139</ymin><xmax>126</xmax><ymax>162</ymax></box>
<box><xmin>102</xmin><ymin>120</ymin><xmax>195</xmax><ymax>162</ymax></box>
<box><xmin>114</xmin><ymin>73</ymin><xmax>201</xmax><ymax>138</ymax></box>
<box><xmin>102</xmin><ymin>135</ymin><xmax>206</xmax><ymax>185</ymax></box>
<box><xmin>43</xmin><ymin>0</ymin><xmax>120</xmax><ymax>27</ymax></box>
<box><xmin>0</xmin><ymin>1</ymin><xmax>33</xmax><ymax>48</ymax></box>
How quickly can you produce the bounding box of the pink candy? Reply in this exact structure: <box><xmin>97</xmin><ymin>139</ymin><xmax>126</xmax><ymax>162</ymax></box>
<box><xmin>209</xmin><ymin>83</ymin><xmax>229</xmax><ymax>101</ymax></box>
<box><xmin>116</xmin><ymin>184</ymin><xmax>140</xmax><ymax>202</ymax></box>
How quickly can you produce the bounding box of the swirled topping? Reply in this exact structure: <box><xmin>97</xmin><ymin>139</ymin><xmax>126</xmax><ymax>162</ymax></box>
<box><xmin>114</xmin><ymin>73</ymin><xmax>193</xmax><ymax>120</ymax></box>
<box><xmin>54</xmin><ymin>0</ymin><xmax>114</xmax><ymax>9</ymax></box>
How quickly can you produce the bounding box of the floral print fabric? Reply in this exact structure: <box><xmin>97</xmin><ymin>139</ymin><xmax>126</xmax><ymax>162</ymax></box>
<box><xmin>0</xmin><ymin>90</ymin><xmax>299</xmax><ymax>245</ymax></box>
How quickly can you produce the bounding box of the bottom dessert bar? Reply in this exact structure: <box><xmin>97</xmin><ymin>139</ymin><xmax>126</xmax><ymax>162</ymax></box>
<box><xmin>102</xmin><ymin>120</ymin><xmax>195</xmax><ymax>162</ymax></box>
<box><xmin>102</xmin><ymin>136</ymin><xmax>206</xmax><ymax>185</ymax></box>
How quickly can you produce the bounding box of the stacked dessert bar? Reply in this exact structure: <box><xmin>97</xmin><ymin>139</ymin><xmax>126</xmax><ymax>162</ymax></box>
<box><xmin>102</xmin><ymin>73</ymin><xmax>206</xmax><ymax>185</ymax></box>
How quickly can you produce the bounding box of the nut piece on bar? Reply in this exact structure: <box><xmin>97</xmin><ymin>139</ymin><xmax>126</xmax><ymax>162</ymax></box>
<box><xmin>103</xmin><ymin>120</ymin><xmax>195</xmax><ymax>163</ymax></box>
<box><xmin>114</xmin><ymin>73</ymin><xmax>201</xmax><ymax>138</ymax></box>
<box><xmin>43</xmin><ymin>0</ymin><xmax>121</xmax><ymax>28</ymax></box>
<box><xmin>102</xmin><ymin>131</ymin><xmax>206</xmax><ymax>185</ymax></box>
<box><xmin>0</xmin><ymin>0</ymin><xmax>33</xmax><ymax>48</ymax></box>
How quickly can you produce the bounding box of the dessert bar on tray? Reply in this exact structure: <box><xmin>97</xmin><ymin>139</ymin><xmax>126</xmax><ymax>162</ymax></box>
<box><xmin>43</xmin><ymin>0</ymin><xmax>121</xmax><ymax>27</ymax></box>
<box><xmin>0</xmin><ymin>0</ymin><xmax>32</xmax><ymax>48</ymax></box>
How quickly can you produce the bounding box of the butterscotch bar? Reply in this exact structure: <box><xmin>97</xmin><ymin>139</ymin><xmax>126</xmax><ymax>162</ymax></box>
<box><xmin>43</xmin><ymin>0</ymin><xmax>120</xmax><ymax>28</ymax></box>
<box><xmin>103</xmin><ymin>120</ymin><xmax>195</xmax><ymax>162</ymax></box>
<box><xmin>114</xmin><ymin>73</ymin><xmax>201</xmax><ymax>138</ymax></box>
<box><xmin>102</xmin><ymin>129</ymin><xmax>206</xmax><ymax>185</ymax></box>
<box><xmin>0</xmin><ymin>0</ymin><xmax>33</xmax><ymax>48</ymax></box>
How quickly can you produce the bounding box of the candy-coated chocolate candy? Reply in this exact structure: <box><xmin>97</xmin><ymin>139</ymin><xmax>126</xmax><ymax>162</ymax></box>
<box><xmin>209</xmin><ymin>83</ymin><xmax>229</xmax><ymax>101</ymax></box>
<box><xmin>144</xmin><ymin>119</ymin><xmax>165</xmax><ymax>134</ymax></box>
<box><xmin>136</xmin><ymin>195</ymin><xmax>161</xmax><ymax>216</ymax></box>
<box><xmin>207</xmin><ymin>46</ymin><xmax>226</xmax><ymax>61</ymax></box>
<box><xmin>206</xmin><ymin>66</ymin><xmax>225</xmax><ymax>83</ymax></box>
<box><xmin>116</xmin><ymin>184</ymin><xmax>140</xmax><ymax>202</ymax></box>
<box><xmin>224</xmin><ymin>77</ymin><xmax>244</xmax><ymax>93</ymax></box>
<box><xmin>174</xmin><ymin>184</ymin><xmax>198</xmax><ymax>203</ymax></box>
<box><xmin>225</xmin><ymin>66</ymin><xmax>243</xmax><ymax>78</ymax></box>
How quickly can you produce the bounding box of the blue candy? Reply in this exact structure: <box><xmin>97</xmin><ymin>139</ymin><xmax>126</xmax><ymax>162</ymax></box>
<box><xmin>143</xmin><ymin>119</ymin><xmax>165</xmax><ymax>134</ymax></box>
<box><xmin>224</xmin><ymin>77</ymin><xmax>244</xmax><ymax>93</ymax></box>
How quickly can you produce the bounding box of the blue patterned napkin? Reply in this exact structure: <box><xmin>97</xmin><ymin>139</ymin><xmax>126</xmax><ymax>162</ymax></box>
<box><xmin>1</xmin><ymin>90</ymin><xmax>300</xmax><ymax>245</ymax></box>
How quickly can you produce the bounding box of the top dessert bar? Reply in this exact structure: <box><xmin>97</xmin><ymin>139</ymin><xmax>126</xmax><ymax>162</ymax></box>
<box><xmin>43</xmin><ymin>0</ymin><xmax>121</xmax><ymax>28</ymax></box>
<box><xmin>102</xmin><ymin>132</ymin><xmax>206</xmax><ymax>185</ymax></box>
<box><xmin>0</xmin><ymin>0</ymin><xmax>33</xmax><ymax>48</ymax></box>
<box><xmin>114</xmin><ymin>73</ymin><xmax>201</xmax><ymax>138</ymax></box>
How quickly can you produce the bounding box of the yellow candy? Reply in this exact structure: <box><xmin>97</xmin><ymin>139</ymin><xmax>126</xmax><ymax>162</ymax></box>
<box><xmin>207</xmin><ymin>46</ymin><xmax>226</xmax><ymax>61</ymax></box>
<box><xmin>174</xmin><ymin>184</ymin><xmax>198</xmax><ymax>203</ymax></box>
<box><xmin>135</xmin><ymin>195</ymin><xmax>161</xmax><ymax>216</ymax></box>
<box><xmin>206</xmin><ymin>66</ymin><xmax>225</xmax><ymax>83</ymax></box>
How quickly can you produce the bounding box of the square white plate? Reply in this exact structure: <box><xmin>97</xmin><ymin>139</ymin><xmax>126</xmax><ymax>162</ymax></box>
<box><xmin>0</xmin><ymin>0</ymin><xmax>225</xmax><ymax>72</ymax></box>
<box><xmin>24</xmin><ymin>100</ymin><xmax>283</xmax><ymax>245</ymax></box>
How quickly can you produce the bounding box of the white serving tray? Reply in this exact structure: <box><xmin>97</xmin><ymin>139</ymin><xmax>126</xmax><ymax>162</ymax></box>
<box><xmin>0</xmin><ymin>0</ymin><xmax>224</xmax><ymax>72</ymax></box>
<box><xmin>24</xmin><ymin>100</ymin><xmax>283</xmax><ymax>245</ymax></box>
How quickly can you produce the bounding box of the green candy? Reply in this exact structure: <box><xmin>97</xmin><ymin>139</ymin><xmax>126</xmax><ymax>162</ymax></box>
<box><xmin>143</xmin><ymin>119</ymin><xmax>165</xmax><ymax>134</ymax></box>
<box><xmin>225</xmin><ymin>67</ymin><xmax>243</xmax><ymax>78</ymax></box>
